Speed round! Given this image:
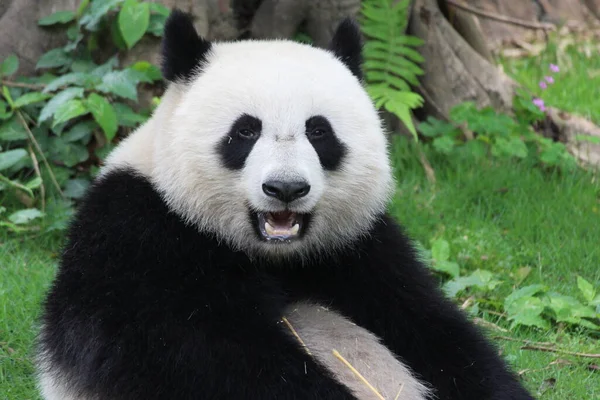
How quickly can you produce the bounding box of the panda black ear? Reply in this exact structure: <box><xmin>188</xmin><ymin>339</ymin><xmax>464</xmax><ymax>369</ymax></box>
<box><xmin>161</xmin><ymin>9</ymin><xmax>212</xmax><ymax>83</ymax></box>
<box><xmin>329</xmin><ymin>18</ymin><xmax>363</xmax><ymax>80</ymax></box>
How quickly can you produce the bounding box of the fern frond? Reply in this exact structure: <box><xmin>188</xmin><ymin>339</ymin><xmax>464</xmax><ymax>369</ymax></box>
<box><xmin>360</xmin><ymin>0</ymin><xmax>424</xmax><ymax>139</ymax></box>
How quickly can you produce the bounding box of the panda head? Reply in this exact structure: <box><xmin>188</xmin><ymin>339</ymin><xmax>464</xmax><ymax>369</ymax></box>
<box><xmin>126</xmin><ymin>10</ymin><xmax>394</xmax><ymax>259</ymax></box>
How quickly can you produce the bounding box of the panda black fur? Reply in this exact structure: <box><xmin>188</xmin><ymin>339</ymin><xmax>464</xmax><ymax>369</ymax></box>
<box><xmin>37</xmin><ymin>9</ymin><xmax>534</xmax><ymax>400</ymax></box>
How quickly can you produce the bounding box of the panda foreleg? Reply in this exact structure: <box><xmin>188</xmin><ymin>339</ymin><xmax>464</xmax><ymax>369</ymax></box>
<box><xmin>284</xmin><ymin>216</ymin><xmax>534</xmax><ymax>400</ymax></box>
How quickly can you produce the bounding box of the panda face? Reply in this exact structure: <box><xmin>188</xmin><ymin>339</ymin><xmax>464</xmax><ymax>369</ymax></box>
<box><xmin>108</xmin><ymin>11</ymin><xmax>394</xmax><ymax>259</ymax></box>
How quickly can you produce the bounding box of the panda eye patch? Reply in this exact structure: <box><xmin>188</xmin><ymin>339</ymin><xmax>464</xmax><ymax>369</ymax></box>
<box><xmin>305</xmin><ymin>115</ymin><xmax>347</xmax><ymax>171</ymax></box>
<box><xmin>305</xmin><ymin>116</ymin><xmax>332</xmax><ymax>140</ymax></box>
<box><xmin>218</xmin><ymin>114</ymin><xmax>262</xmax><ymax>170</ymax></box>
<box><xmin>237</xmin><ymin>128</ymin><xmax>257</xmax><ymax>139</ymax></box>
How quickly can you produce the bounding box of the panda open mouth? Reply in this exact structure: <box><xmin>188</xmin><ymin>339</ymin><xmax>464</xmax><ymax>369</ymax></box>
<box><xmin>255</xmin><ymin>211</ymin><xmax>306</xmax><ymax>241</ymax></box>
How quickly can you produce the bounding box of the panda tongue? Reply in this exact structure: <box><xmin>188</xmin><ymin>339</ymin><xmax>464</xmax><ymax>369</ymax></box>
<box><xmin>268</xmin><ymin>211</ymin><xmax>294</xmax><ymax>228</ymax></box>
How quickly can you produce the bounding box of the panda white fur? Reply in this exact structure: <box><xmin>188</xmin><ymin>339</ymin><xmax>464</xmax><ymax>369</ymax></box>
<box><xmin>37</xmin><ymin>9</ymin><xmax>534</xmax><ymax>400</ymax></box>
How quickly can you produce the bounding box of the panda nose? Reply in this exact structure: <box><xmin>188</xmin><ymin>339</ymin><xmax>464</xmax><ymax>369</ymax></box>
<box><xmin>262</xmin><ymin>180</ymin><xmax>311</xmax><ymax>203</ymax></box>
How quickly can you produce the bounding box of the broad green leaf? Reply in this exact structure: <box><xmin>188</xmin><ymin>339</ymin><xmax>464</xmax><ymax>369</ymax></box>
<box><xmin>147</xmin><ymin>13</ymin><xmax>168</xmax><ymax>37</ymax></box>
<box><xmin>25</xmin><ymin>177</ymin><xmax>42</xmax><ymax>190</ymax></box>
<box><xmin>86</xmin><ymin>93</ymin><xmax>118</xmax><ymax>141</ymax></box>
<box><xmin>547</xmin><ymin>293</ymin><xmax>598</xmax><ymax>327</ymax></box>
<box><xmin>96</xmin><ymin>70</ymin><xmax>140</xmax><ymax>100</ymax></box>
<box><xmin>63</xmin><ymin>120</ymin><xmax>95</xmax><ymax>142</ymax></box>
<box><xmin>0</xmin><ymin>149</ymin><xmax>28</xmax><ymax>171</ymax></box>
<box><xmin>506</xmin><ymin>296</ymin><xmax>550</xmax><ymax>330</ymax></box>
<box><xmin>2</xmin><ymin>86</ymin><xmax>14</xmax><ymax>108</ymax></box>
<box><xmin>38</xmin><ymin>10</ymin><xmax>75</xmax><ymax>26</ymax></box>
<box><xmin>431</xmin><ymin>239</ymin><xmax>450</xmax><ymax>262</ymax></box>
<box><xmin>48</xmin><ymin>137</ymin><xmax>89</xmax><ymax>167</ymax></box>
<box><xmin>8</xmin><ymin>208</ymin><xmax>44</xmax><ymax>224</ymax></box>
<box><xmin>444</xmin><ymin>269</ymin><xmax>501</xmax><ymax>298</ymax></box>
<box><xmin>118</xmin><ymin>0</ymin><xmax>150</xmax><ymax>49</ymax></box>
<box><xmin>0</xmin><ymin>55</ymin><xmax>19</xmax><ymax>77</ymax></box>
<box><xmin>113</xmin><ymin>102</ymin><xmax>147</xmax><ymax>127</ymax></box>
<box><xmin>418</xmin><ymin>117</ymin><xmax>457</xmax><ymax>138</ymax></box>
<box><xmin>577</xmin><ymin>276</ymin><xmax>596</xmax><ymax>304</ymax></box>
<box><xmin>0</xmin><ymin>117</ymin><xmax>27</xmax><ymax>141</ymax></box>
<box><xmin>13</xmin><ymin>92</ymin><xmax>52</xmax><ymax>108</ymax></box>
<box><xmin>504</xmin><ymin>284</ymin><xmax>547</xmax><ymax>309</ymax></box>
<box><xmin>52</xmin><ymin>99</ymin><xmax>88</xmax><ymax>127</ymax></box>
<box><xmin>64</xmin><ymin>178</ymin><xmax>90</xmax><ymax>199</ymax></box>
<box><xmin>79</xmin><ymin>0</ymin><xmax>123</xmax><ymax>30</ymax></box>
<box><xmin>131</xmin><ymin>61</ymin><xmax>162</xmax><ymax>82</ymax></box>
<box><xmin>39</xmin><ymin>87</ymin><xmax>84</xmax><ymax>123</ymax></box>
<box><xmin>0</xmin><ymin>99</ymin><xmax>12</xmax><ymax>120</ymax></box>
<box><xmin>432</xmin><ymin>260</ymin><xmax>460</xmax><ymax>278</ymax></box>
<box><xmin>36</xmin><ymin>48</ymin><xmax>71</xmax><ymax>70</ymax></box>
<box><xmin>432</xmin><ymin>136</ymin><xmax>455</xmax><ymax>154</ymax></box>
<box><xmin>43</xmin><ymin>72</ymin><xmax>98</xmax><ymax>93</ymax></box>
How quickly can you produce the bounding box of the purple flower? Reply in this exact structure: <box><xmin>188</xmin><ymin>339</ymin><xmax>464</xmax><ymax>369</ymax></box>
<box><xmin>539</xmin><ymin>81</ymin><xmax>547</xmax><ymax>89</ymax></box>
<box><xmin>544</xmin><ymin>76</ymin><xmax>554</xmax><ymax>84</ymax></box>
<box><xmin>550</xmin><ymin>63</ymin><xmax>560</xmax><ymax>73</ymax></box>
<box><xmin>533</xmin><ymin>98</ymin><xmax>546</xmax><ymax>112</ymax></box>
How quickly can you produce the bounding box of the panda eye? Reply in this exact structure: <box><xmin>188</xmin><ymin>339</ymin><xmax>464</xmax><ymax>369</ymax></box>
<box><xmin>307</xmin><ymin>127</ymin><xmax>328</xmax><ymax>139</ymax></box>
<box><xmin>237</xmin><ymin>128</ymin><xmax>257</xmax><ymax>139</ymax></box>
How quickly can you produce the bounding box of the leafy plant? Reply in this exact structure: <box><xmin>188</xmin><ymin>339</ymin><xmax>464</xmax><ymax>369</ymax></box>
<box><xmin>0</xmin><ymin>0</ymin><xmax>165</xmax><ymax>233</ymax></box>
<box><xmin>424</xmin><ymin>238</ymin><xmax>600</xmax><ymax>333</ymax></box>
<box><xmin>417</xmin><ymin>100</ymin><xmax>577</xmax><ymax>170</ymax></box>
<box><xmin>360</xmin><ymin>0</ymin><xmax>424</xmax><ymax>138</ymax></box>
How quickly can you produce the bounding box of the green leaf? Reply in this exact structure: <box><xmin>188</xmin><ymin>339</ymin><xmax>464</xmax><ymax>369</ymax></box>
<box><xmin>118</xmin><ymin>0</ymin><xmax>150</xmax><ymax>49</ymax></box>
<box><xmin>444</xmin><ymin>269</ymin><xmax>501</xmax><ymax>298</ymax></box>
<box><xmin>0</xmin><ymin>55</ymin><xmax>19</xmax><ymax>77</ymax></box>
<box><xmin>0</xmin><ymin>117</ymin><xmax>27</xmax><ymax>141</ymax></box>
<box><xmin>418</xmin><ymin>117</ymin><xmax>457</xmax><ymax>138</ymax></box>
<box><xmin>43</xmin><ymin>72</ymin><xmax>98</xmax><ymax>93</ymax></box>
<box><xmin>577</xmin><ymin>276</ymin><xmax>597</xmax><ymax>304</ymax></box>
<box><xmin>64</xmin><ymin>178</ymin><xmax>90</xmax><ymax>199</ymax></box>
<box><xmin>86</xmin><ymin>93</ymin><xmax>118</xmax><ymax>141</ymax></box>
<box><xmin>2</xmin><ymin>86</ymin><xmax>14</xmax><ymax>108</ymax></box>
<box><xmin>13</xmin><ymin>92</ymin><xmax>52</xmax><ymax>108</ymax></box>
<box><xmin>48</xmin><ymin>137</ymin><xmax>89</xmax><ymax>167</ymax></box>
<box><xmin>432</xmin><ymin>260</ymin><xmax>460</xmax><ymax>278</ymax></box>
<box><xmin>52</xmin><ymin>99</ymin><xmax>88</xmax><ymax>127</ymax></box>
<box><xmin>113</xmin><ymin>102</ymin><xmax>147</xmax><ymax>127</ymax></box>
<box><xmin>547</xmin><ymin>293</ymin><xmax>598</xmax><ymax>327</ymax></box>
<box><xmin>39</xmin><ymin>87</ymin><xmax>84</xmax><ymax>123</ymax></box>
<box><xmin>0</xmin><ymin>99</ymin><xmax>12</xmax><ymax>120</ymax></box>
<box><xmin>36</xmin><ymin>48</ymin><xmax>71</xmax><ymax>70</ymax></box>
<box><xmin>506</xmin><ymin>296</ymin><xmax>550</xmax><ymax>330</ymax></box>
<box><xmin>130</xmin><ymin>61</ymin><xmax>162</xmax><ymax>82</ymax></box>
<box><xmin>63</xmin><ymin>120</ymin><xmax>95</xmax><ymax>142</ymax></box>
<box><xmin>8</xmin><ymin>208</ymin><xmax>44</xmax><ymax>224</ymax></box>
<box><xmin>147</xmin><ymin>13</ymin><xmax>168</xmax><ymax>37</ymax></box>
<box><xmin>79</xmin><ymin>0</ymin><xmax>123</xmax><ymax>30</ymax></box>
<box><xmin>432</xmin><ymin>136</ymin><xmax>455</xmax><ymax>154</ymax></box>
<box><xmin>38</xmin><ymin>10</ymin><xmax>75</xmax><ymax>26</ymax></box>
<box><xmin>0</xmin><ymin>149</ymin><xmax>28</xmax><ymax>171</ymax></box>
<box><xmin>25</xmin><ymin>177</ymin><xmax>43</xmax><ymax>190</ymax></box>
<box><xmin>504</xmin><ymin>284</ymin><xmax>548</xmax><ymax>309</ymax></box>
<box><xmin>431</xmin><ymin>238</ymin><xmax>450</xmax><ymax>262</ymax></box>
<box><xmin>492</xmin><ymin>137</ymin><xmax>528</xmax><ymax>159</ymax></box>
<box><xmin>96</xmin><ymin>70</ymin><xmax>140</xmax><ymax>100</ymax></box>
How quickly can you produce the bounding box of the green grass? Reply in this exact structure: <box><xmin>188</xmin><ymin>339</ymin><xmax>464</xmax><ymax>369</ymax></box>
<box><xmin>499</xmin><ymin>38</ymin><xmax>600</xmax><ymax>124</ymax></box>
<box><xmin>0</xmin><ymin>232</ymin><xmax>62</xmax><ymax>399</ymax></box>
<box><xmin>1</xmin><ymin>142</ymin><xmax>598</xmax><ymax>399</ymax></box>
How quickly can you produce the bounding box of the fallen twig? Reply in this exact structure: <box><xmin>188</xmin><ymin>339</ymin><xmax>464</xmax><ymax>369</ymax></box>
<box><xmin>1</xmin><ymin>80</ymin><xmax>46</xmax><ymax>90</ymax></box>
<box><xmin>521</xmin><ymin>345</ymin><xmax>600</xmax><ymax>359</ymax></box>
<box><xmin>27</xmin><ymin>144</ymin><xmax>45</xmax><ymax>211</ymax></box>
<box><xmin>16</xmin><ymin>111</ymin><xmax>64</xmax><ymax>198</ymax></box>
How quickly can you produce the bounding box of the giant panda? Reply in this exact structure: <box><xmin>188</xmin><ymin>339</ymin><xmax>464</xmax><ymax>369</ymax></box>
<box><xmin>36</xmin><ymin>9</ymin><xmax>534</xmax><ymax>400</ymax></box>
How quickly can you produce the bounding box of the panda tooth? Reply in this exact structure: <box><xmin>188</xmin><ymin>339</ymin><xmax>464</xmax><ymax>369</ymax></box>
<box><xmin>265</xmin><ymin>222</ymin><xmax>276</xmax><ymax>236</ymax></box>
<box><xmin>290</xmin><ymin>224</ymin><xmax>299</xmax><ymax>235</ymax></box>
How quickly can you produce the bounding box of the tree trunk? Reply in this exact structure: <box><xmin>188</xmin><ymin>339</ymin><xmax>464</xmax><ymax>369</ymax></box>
<box><xmin>1</xmin><ymin>0</ymin><xmax>599</xmax><ymax>166</ymax></box>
